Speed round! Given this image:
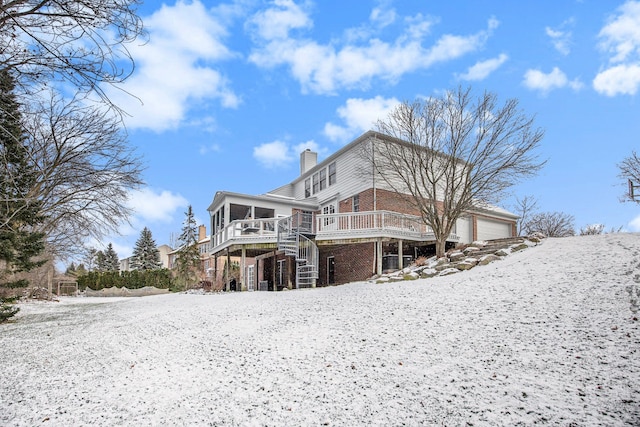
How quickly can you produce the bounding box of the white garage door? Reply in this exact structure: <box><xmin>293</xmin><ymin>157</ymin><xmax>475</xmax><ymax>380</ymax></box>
<box><xmin>455</xmin><ymin>216</ymin><xmax>473</xmax><ymax>244</ymax></box>
<box><xmin>477</xmin><ymin>218</ymin><xmax>512</xmax><ymax>241</ymax></box>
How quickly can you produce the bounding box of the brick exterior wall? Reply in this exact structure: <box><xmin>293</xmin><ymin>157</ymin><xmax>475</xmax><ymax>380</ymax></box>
<box><xmin>318</xmin><ymin>242</ymin><xmax>376</xmax><ymax>286</ymax></box>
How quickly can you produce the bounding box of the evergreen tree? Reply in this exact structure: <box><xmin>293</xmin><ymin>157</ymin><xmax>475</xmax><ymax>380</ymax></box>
<box><xmin>95</xmin><ymin>250</ymin><xmax>107</xmax><ymax>272</ymax></box>
<box><xmin>131</xmin><ymin>227</ymin><xmax>161</xmax><ymax>271</ymax></box>
<box><xmin>0</xmin><ymin>70</ymin><xmax>46</xmax><ymax>321</ymax></box>
<box><xmin>103</xmin><ymin>243</ymin><xmax>119</xmax><ymax>272</ymax></box>
<box><xmin>66</xmin><ymin>262</ymin><xmax>77</xmax><ymax>275</ymax></box>
<box><xmin>175</xmin><ymin>206</ymin><xmax>200</xmax><ymax>289</ymax></box>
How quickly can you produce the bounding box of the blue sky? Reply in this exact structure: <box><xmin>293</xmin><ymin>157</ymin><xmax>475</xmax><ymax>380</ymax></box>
<box><xmin>99</xmin><ymin>0</ymin><xmax>640</xmax><ymax>259</ymax></box>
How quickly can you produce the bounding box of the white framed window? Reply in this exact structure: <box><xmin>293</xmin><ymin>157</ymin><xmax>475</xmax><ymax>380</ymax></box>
<box><xmin>304</xmin><ymin>178</ymin><xmax>311</xmax><ymax>198</ymax></box>
<box><xmin>352</xmin><ymin>194</ymin><xmax>360</xmax><ymax>212</ymax></box>
<box><xmin>319</xmin><ymin>169</ymin><xmax>327</xmax><ymax>191</ymax></box>
<box><xmin>328</xmin><ymin>162</ymin><xmax>337</xmax><ymax>186</ymax></box>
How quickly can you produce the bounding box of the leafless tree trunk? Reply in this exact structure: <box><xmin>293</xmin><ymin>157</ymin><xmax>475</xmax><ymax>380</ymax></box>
<box><xmin>361</xmin><ymin>87</ymin><xmax>545</xmax><ymax>257</ymax></box>
<box><xmin>514</xmin><ymin>195</ymin><xmax>538</xmax><ymax>236</ymax></box>
<box><xmin>22</xmin><ymin>90</ymin><xmax>144</xmax><ymax>258</ymax></box>
<box><xmin>618</xmin><ymin>151</ymin><xmax>640</xmax><ymax>203</ymax></box>
<box><xmin>0</xmin><ymin>0</ymin><xmax>144</xmax><ymax>110</ymax></box>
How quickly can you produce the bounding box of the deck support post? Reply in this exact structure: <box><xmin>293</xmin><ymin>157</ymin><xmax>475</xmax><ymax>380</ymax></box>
<box><xmin>398</xmin><ymin>239</ymin><xmax>404</xmax><ymax>270</ymax></box>
<box><xmin>225</xmin><ymin>248</ymin><xmax>231</xmax><ymax>292</ymax></box>
<box><xmin>240</xmin><ymin>247</ymin><xmax>246</xmax><ymax>291</ymax></box>
<box><xmin>376</xmin><ymin>238</ymin><xmax>383</xmax><ymax>276</ymax></box>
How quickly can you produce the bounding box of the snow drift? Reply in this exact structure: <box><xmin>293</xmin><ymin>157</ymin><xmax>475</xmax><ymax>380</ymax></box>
<box><xmin>1</xmin><ymin>233</ymin><xmax>639</xmax><ymax>426</ymax></box>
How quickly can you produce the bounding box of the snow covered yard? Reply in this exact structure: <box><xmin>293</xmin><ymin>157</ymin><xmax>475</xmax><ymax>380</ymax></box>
<box><xmin>1</xmin><ymin>234</ymin><xmax>639</xmax><ymax>426</ymax></box>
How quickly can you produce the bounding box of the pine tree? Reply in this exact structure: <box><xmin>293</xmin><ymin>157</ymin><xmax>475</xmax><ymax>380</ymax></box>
<box><xmin>175</xmin><ymin>205</ymin><xmax>200</xmax><ymax>289</ymax></box>
<box><xmin>0</xmin><ymin>70</ymin><xmax>46</xmax><ymax>321</ymax></box>
<box><xmin>95</xmin><ymin>250</ymin><xmax>107</xmax><ymax>272</ymax></box>
<box><xmin>103</xmin><ymin>243</ymin><xmax>119</xmax><ymax>272</ymax></box>
<box><xmin>131</xmin><ymin>227</ymin><xmax>161</xmax><ymax>271</ymax></box>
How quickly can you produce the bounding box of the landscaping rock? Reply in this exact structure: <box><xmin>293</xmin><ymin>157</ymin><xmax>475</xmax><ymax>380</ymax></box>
<box><xmin>456</xmin><ymin>262</ymin><xmax>475</xmax><ymax>271</ymax></box>
<box><xmin>495</xmin><ymin>248</ymin><xmax>510</xmax><ymax>257</ymax></box>
<box><xmin>438</xmin><ymin>268</ymin><xmax>460</xmax><ymax>276</ymax></box>
<box><xmin>511</xmin><ymin>243</ymin><xmax>529</xmax><ymax>252</ymax></box>
<box><xmin>449</xmin><ymin>251</ymin><xmax>465</xmax><ymax>262</ymax></box>
<box><xmin>419</xmin><ymin>268</ymin><xmax>438</xmax><ymax>278</ymax></box>
<box><xmin>478</xmin><ymin>254</ymin><xmax>501</xmax><ymax>266</ymax></box>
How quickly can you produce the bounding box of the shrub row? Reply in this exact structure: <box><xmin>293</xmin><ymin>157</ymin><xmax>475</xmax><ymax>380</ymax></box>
<box><xmin>77</xmin><ymin>269</ymin><xmax>173</xmax><ymax>291</ymax></box>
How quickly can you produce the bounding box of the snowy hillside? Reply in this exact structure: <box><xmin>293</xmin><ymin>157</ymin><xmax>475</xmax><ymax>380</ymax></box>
<box><xmin>1</xmin><ymin>233</ymin><xmax>639</xmax><ymax>426</ymax></box>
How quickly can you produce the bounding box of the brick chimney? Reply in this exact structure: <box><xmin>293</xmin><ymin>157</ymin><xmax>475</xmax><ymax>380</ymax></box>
<box><xmin>198</xmin><ymin>224</ymin><xmax>206</xmax><ymax>241</ymax></box>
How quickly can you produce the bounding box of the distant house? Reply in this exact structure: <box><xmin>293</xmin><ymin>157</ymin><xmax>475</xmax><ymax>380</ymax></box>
<box><xmin>207</xmin><ymin>131</ymin><xmax>518</xmax><ymax>291</ymax></box>
<box><xmin>120</xmin><ymin>244</ymin><xmax>174</xmax><ymax>272</ymax></box>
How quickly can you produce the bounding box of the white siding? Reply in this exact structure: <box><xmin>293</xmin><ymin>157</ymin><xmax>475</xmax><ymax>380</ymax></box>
<box><xmin>290</xmin><ymin>140</ymin><xmax>373</xmax><ymax>207</ymax></box>
<box><xmin>477</xmin><ymin>218</ymin><xmax>512</xmax><ymax>241</ymax></box>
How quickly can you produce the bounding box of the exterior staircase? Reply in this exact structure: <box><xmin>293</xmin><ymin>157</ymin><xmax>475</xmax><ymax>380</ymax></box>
<box><xmin>277</xmin><ymin>212</ymin><xmax>319</xmax><ymax>288</ymax></box>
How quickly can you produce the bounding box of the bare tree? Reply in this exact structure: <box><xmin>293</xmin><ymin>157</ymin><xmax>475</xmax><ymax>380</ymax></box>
<box><xmin>618</xmin><ymin>151</ymin><xmax>640</xmax><ymax>203</ymax></box>
<box><xmin>22</xmin><ymin>90</ymin><xmax>144</xmax><ymax>258</ymax></box>
<box><xmin>363</xmin><ymin>87</ymin><xmax>545</xmax><ymax>257</ymax></box>
<box><xmin>524</xmin><ymin>211</ymin><xmax>575</xmax><ymax>237</ymax></box>
<box><xmin>579</xmin><ymin>224</ymin><xmax>605</xmax><ymax>236</ymax></box>
<box><xmin>0</xmin><ymin>0</ymin><xmax>145</xmax><ymax>109</ymax></box>
<box><xmin>514</xmin><ymin>195</ymin><xmax>538</xmax><ymax>236</ymax></box>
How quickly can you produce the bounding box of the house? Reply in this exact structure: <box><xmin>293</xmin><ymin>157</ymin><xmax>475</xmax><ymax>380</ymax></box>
<box><xmin>167</xmin><ymin>225</ymin><xmax>244</xmax><ymax>290</ymax></box>
<box><xmin>120</xmin><ymin>244</ymin><xmax>174</xmax><ymax>272</ymax></box>
<box><xmin>207</xmin><ymin>131</ymin><xmax>518</xmax><ymax>291</ymax></box>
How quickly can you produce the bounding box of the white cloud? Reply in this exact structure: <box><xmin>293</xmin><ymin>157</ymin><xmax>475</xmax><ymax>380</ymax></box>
<box><xmin>594</xmin><ymin>1</ymin><xmax>640</xmax><ymax>96</ymax></box>
<box><xmin>629</xmin><ymin>214</ymin><xmax>640</xmax><ymax>231</ymax></box>
<box><xmin>106</xmin><ymin>0</ymin><xmax>240</xmax><ymax>132</ymax></box>
<box><xmin>253</xmin><ymin>139</ymin><xmax>325</xmax><ymax>169</ymax></box>
<box><xmin>523</xmin><ymin>67</ymin><xmax>583</xmax><ymax>94</ymax></box>
<box><xmin>324</xmin><ymin>96</ymin><xmax>400</xmax><ymax>143</ymax></box>
<box><xmin>598</xmin><ymin>1</ymin><xmax>640</xmax><ymax>63</ymax></box>
<box><xmin>458</xmin><ymin>53</ymin><xmax>508</xmax><ymax>81</ymax></box>
<box><xmin>545</xmin><ymin>19</ymin><xmax>574</xmax><ymax>55</ymax></box>
<box><xmin>199</xmin><ymin>144</ymin><xmax>222</xmax><ymax>155</ymax></box>
<box><xmin>247</xmin><ymin>0</ymin><xmax>312</xmax><ymax>40</ymax></box>
<box><xmin>593</xmin><ymin>63</ymin><xmax>640</xmax><ymax>96</ymax></box>
<box><xmin>127</xmin><ymin>188</ymin><xmax>189</xmax><ymax>224</ymax></box>
<box><xmin>253</xmin><ymin>140</ymin><xmax>294</xmax><ymax>168</ymax></box>
<box><xmin>248</xmin><ymin>2</ymin><xmax>497</xmax><ymax>94</ymax></box>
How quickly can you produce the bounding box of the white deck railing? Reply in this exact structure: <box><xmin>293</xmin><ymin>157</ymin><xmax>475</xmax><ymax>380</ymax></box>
<box><xmin>316</xmin><ymin>210</ymin><xmax>437</xmax><ymax>239</ymax></box>
<box><xmin>211</xmin><ymin>218</ymin><xmax>278</xmax><ymax>251</ymax></box>
<box><xmin>211</xmin><ymin>210</ymin><xmax>458</xmax><ymax>253</ymax></box>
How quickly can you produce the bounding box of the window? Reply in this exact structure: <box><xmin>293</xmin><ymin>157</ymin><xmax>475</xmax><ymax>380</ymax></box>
<box><xmin>304</xmin><ymin>178</ymin><xmax>311</xmax><ymax>198</ymax></box>
<box><xmin>328</xmin><ymin>162</ymin><xmax>336</xmax><ymax>186</ymax></box>
<box><xmin>352</xmin><ymin>194</ymin><xmax>360</xmax><ymax>212</ymax></box>
<box><xmin>322</xmin><ymin>205</ymin><xmax>335</xmax><ymax>215</ymax></box>
<box><xmin>322</xmin><ymin>204</ymin><xmax>336</xmax><ymax>227</ymax></box>
<box><xmin>312</xmin><ymin>173</ymin><xmax>319</xmax><ymax>194</ymax></box>
<box><xmin>319</xmin><ymin>169</ymin><xmax>326</xmax><ymax>191</ymax></box>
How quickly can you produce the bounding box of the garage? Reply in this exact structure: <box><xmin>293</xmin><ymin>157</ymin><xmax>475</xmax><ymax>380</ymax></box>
<box><xmin>455</xmin><ymin>216</ymin><xmax>473</xmax><ymax>244</ymax></box>
<box><xmin>476</xmin><ymin>218</ymin><xmax>512</xmax><ymax>241</ymax></box>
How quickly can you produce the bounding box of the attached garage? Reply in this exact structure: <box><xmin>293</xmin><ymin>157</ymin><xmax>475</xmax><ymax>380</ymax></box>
<box><xmin>476</xmin><ymin>218</ymin><xmax>512</xmax><ymax>241</ymax></box>
<box><xmin>455</xmin><ymin>216</ymin><xmax>473</xmax><ymax>244</ymax></box>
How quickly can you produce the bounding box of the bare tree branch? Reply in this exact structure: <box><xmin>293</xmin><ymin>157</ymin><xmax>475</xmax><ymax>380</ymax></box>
<box><xmin>0</xmin><ymin>0</ymin><xmax>145</xmax><ymax>111</ymax></box>
<box><xmin>618</xmin><ymin>150</ymin><xmax>640</xmax><ymax>203</ymax></box>
<box><xmin>524</xmin><ymin>212</ymin><xmax>575</xmax><ymax>237</ymax></box>
<box><xmin>21</xmin><ymin>89</ymin><xmax>144</xmax><ymax>258</ymax></box>
<box><xmin>361</xmin><ymin>86</ymin><xmax>546</xmax><ymax>256</ymax></box>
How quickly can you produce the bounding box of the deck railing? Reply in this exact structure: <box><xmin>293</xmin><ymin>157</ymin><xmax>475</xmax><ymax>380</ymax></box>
<box><xmin>211</xmin><ymin>218</ymin><xmax>278</xmax><ymax>250</ymax></box>
<box><xmin>211</xmin><ymin>210</ymin><xmax>459</xmax><ymax>253</ymax></box>
<box><xmin>316</xmin><ymin>210</ymin><xmax>433</xmax><ymax>237</ymax></box>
